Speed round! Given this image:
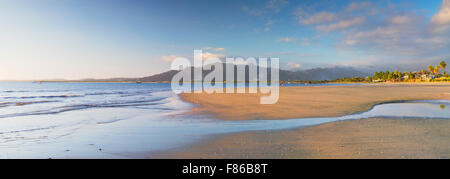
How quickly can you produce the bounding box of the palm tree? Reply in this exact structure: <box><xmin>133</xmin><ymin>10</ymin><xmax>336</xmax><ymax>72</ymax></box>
<box><xmin>440</xmin><ymin>61</ymin><xmax>447</xmax><ymax>71</ymax></box>
<box><xmin>428</xmin><ymin>65</ymin><xmax>434</xmax><ymax>75</ymax></box>
<box><xmin>435</xmin><ymin>66</ymin><xmax>441</xmax><ymax>76</ymax></box>
<box><xmin>421</xmin><ymin>69</ymin><xmax>426</xmax><ymax>75</ymax></box>
<box><xmin>394</xmin><ymin>69</ymin><xmax>399</xmax><ymax>80</ymax></box>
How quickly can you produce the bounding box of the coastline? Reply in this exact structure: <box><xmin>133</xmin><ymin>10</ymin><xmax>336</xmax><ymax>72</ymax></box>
<box><xmin>149</xmin><ymin>83</ymin><xmax>450</xmax><ymax>159</ymax></box>
<box><xmin>180</xmin><ymin>83</ymin><xmax>450</xmax><ymax>120</ymax></box>
<box><xmin>155</xmin><ymin>117</ymin><xmax>450</xmax><ymax>159</ymax></box>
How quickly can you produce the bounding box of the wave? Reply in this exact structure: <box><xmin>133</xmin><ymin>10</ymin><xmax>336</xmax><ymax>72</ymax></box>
<box><xmin>84</xmin><ymin>90</ymin><xmax>153</xmax><ymax>96</ymax></box>
<box><xmin>0</xmin><ymin>97</ymin><xmax>168</xmax><ymax>119</ymax></box>
<box><xmin>0</xmin><ymin>100</ymin><xmax>58</xmax><ymax>107</ymax></box>
<box><xmin>4</xmin><ymin>95</ymin><xmax>82</xmax><ymax>99</ymax></box>
<box><xmin>0</xmin><ymin>126</ymin><xmax>59</xmax><ymax>135</ymax></box>
<box><xmin>3</xmin><ymin>90</ymin><xmax>73</xmax><ymax>93</ymax></box>
<box><xmin>96</xmin><ymin>118</ymin><xmax>128</xmax><ymax>125</ymax></box>
<box><xmin>2</xmin><ymin>90</ymin><xmax>153</xmax><ymax>100</ymax></box>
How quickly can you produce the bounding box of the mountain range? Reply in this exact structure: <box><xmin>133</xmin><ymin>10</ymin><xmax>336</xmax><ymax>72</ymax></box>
<box><xmin>69</xmin><ymin>64</ymin><xmax>369</xmax><ymax>82</ymax></box>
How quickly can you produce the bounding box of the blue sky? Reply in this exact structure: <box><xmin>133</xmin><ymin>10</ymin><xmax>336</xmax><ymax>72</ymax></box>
<box><xmin>1</xmin><ymin>0</ymin><xmax>449</xmax><ymax>80</ymax></box>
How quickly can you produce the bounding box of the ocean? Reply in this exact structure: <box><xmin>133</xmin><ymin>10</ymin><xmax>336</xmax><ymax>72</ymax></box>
<box><xmin>0</xmin><ymin>82</ymin><xmax>448</xmax><ymax>158</ymax></box>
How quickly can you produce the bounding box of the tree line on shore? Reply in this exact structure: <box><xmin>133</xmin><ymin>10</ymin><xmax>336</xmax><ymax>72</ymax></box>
<box><xmin>333</xmin><ymin>61</ymin><xmax>448</xmax><ymax>83</ymax></box>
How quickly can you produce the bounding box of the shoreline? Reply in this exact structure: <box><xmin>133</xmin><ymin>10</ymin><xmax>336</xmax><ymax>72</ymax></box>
<box><xmin>148</xmin><ymin>83</ymin><xmax>450</xmax><ymax>158</ymax></box>
<box><xmin>1</xmin><ymin>80</ymin><xmax>449</xmax><ymax>84</ymax></box>
<box><xmin>154</xmin><ymin>117</ymin><xmax>450</xmax><ymax>159</ymax></box>
<box><xmin>180</xmin><ymin>83</ymin><xmax>450</xmax><ymax>120</ymax></box>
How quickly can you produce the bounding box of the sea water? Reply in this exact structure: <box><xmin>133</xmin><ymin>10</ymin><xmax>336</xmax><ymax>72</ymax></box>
<box><xmin>0</xmin><ymin>82</ymin><xmax>448</xmax><ymax>158</ymax></box>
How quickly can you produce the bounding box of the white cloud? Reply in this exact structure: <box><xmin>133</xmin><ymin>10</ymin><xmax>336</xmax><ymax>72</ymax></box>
<box><xmin>241</xmin><ymin>6</ymin><xmax>264</xmax><ymax>16</ymax></box>
<box><xmin>298</xmin><ymin>11</ymin><xmax>336</xmax><ymax>25</ymax></box>
<box><xmin>414</xmin><ymin>37</ymin><xmax>446</xmax><ymax>45</ymax></box>
<box><xmin>242</xmin><ymin>0</ymin><xmax>288</xmax><ymax>16</ymax></box>
<box><xmin>288</xmin><ymin>62</ymin><xmax>301</xmax><ymax>67</ymax></box>
<box><xmin>286</xmin><ymin>62</ymin><xmax>302</xmax><ymax>69</ymax></box>
<box><xmin>345</xmin><ymin>2</ymin><xmax>372</xmax><ymax>12</ymax></box>
<box><xmin>390</xmin><ymin>15</ymin><xmax>413</xmax><ymax>25</ymax></box>
<box><xmin>214</xmin><ymin>48</ymin><xmax>226</xmax><ymax>52</ymax></box>
<box><xmin>316</xmin><ymin>17</ymin><xmax>365</xmax><ymax>32</ymax></box>
<box><xmin>277</xmin><ymin>37</ymin><xmax>297</xmax><ymax>43</ymax></box>
<box><xmin>340</xmin><ymin>15</ymin><xmax>449</xmax><ymax>58</ymax></box>
<box><xmin>160</xmin><ymin>55</ymin><xmax>183</xmax><ymax>62</ymax></box>
<box><xmin>343</xmin><ymin>26</ymin><xmax>407</xmax><ymax>48</ymax></box>
<box><xmin>276</xmin><ymin>37</ymin><xmax>310</xmax><ymax>46</ymax></box>
<box><xmin>265</xmin><ymin>0</ymin><xmax>289</xmax><ymax>13</ymax></box>
<box><xmin>346</xmin><ymin>39</ymin><xmax>357</xmax><ymax>46</ymax></box>
<box><xmin>162</xmin><ymin>51</ymin><xmax>225</xmax><ymax>63</ymax></box>
<box><xmin>196</xmin><ymin>52</ymin><xmax>225</xmax><ymax>60</ymax></box>
<box><xmin>262</xmin><ymin>19</ymin><xmax>273</xmax><ymax>32</ymax></box>
<box><xmin>432</xmin><ymin>0</ymin><xmax>450</xmax><ymax>25</ymax></box>
<box><xmin>202</xmin><ymin>47</ymin><xmax>226</xmax><ymax>52</ymax></box>
<box><xmin>292</xmin><ymin>0</ymin><xmax>450</xmax><ymax>67</ymax></box>
<box><xmin>295</xmin><ymin>1</ymin><xmax>449</xmax><ymax>61</ymax></box>
<box><xmin>431</xmin><ymin>0</ymin><xmax>450</xmax><ymax>33</ymax></box>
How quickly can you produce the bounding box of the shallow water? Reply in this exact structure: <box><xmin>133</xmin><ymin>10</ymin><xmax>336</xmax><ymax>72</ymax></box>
<box><xmin>0</xmin><ymin>82</ymin><xmax>448</xmax><ymax>158</ymax></box>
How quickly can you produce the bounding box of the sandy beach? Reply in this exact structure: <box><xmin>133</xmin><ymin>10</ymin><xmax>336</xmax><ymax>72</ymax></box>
<box><xmin>150</xmin><ymin>83</ymin><xmax>450</xmax><ymax>159</ymax></box>
<box><xmin>181</xmin><ymin>83</ymin><xmax>450</xmax><ymax>120</ymax></box>
<box><xmin>158</xmin><ymin>118</ymin><xmax>450</xmax><ymax>159</ymax></box>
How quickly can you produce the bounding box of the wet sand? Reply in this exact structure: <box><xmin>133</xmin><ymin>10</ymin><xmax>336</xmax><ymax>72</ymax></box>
<box><xmin>157</xmin><ymin>118</ymin><xmax>450</xmax><ymax>159</ymax></box>
<box><xmin>153</xmin><ymin>83</ymin><xmax>450</xmax><ymax>159</ymax></box>
<box><xmin>180</xmin><ymin>83</ymin><xmax>450</xmax><ymax>120</ymax></box>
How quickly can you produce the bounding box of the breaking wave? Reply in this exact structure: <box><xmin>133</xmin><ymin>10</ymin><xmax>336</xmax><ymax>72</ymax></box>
<box><xmin>0</xmin><ymin>83</ymin><xmax>173</xmax><ymax>119</ymax></box>
<box><xmin>0</xmin><ymin>97</ymin><xmax>167</xmax><ymax>119</ymax></box>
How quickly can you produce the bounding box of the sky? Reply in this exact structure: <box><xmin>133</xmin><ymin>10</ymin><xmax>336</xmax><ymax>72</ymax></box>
<box><xmin>1</xmin><ymin>0</ymin><xmax>449</xmax><ymax>80</ymax></box>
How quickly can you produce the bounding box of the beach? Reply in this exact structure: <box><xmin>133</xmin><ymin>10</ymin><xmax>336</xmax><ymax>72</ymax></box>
<box><xmin>158</xmin><ymin>118</ymin><xmax>450</xmax><ymax>159</ymax></box>
<box><xmin>180</xmin><ymin>83</ymin><xmax>450</xmax><ymax>120</ymax></box>
<box><xmin>156</xmin><ymin>83</ymin><xmax>450</xmax><ymax>159</ymax></box>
